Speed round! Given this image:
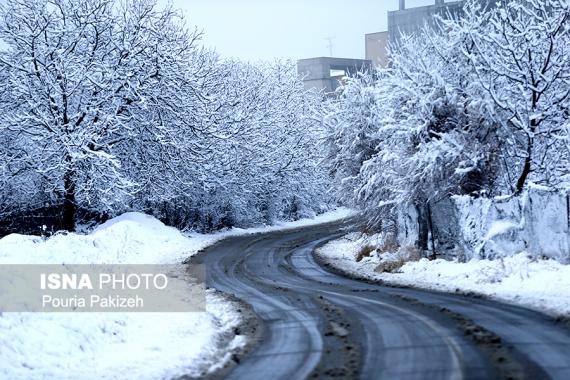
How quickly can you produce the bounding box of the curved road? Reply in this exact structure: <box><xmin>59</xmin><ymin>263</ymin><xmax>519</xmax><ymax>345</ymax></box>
<box><xmin>193</xmin><ymin>219</ymin><xmax>570</xmax><ymax>380</ymax></box>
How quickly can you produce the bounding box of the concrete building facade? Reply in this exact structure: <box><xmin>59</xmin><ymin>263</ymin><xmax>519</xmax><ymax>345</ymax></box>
<box><xmin>364</xmin><ymin>0</ymin><xmax>469</xmax><ymax>67</ymax></box>
<box><xmin>365</xmin><ymin>31</ymin><xmax>389</xmax><ymax>68</ymax></box>
<box><xmin>297</xmin><ymin>57</ymin><xmax>372</xmax><ymax>94</ymax></box>
<box><xmin>388</xmin><ymin>0</ymin><xmax>465</xmax><ymax>46</ymax></box>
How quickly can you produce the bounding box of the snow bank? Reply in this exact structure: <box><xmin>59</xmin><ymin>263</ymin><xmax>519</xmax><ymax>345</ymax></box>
<box><xmin>385</xmin><ymin>254</ymin><xmax>570</xmax><ymax>316</ymax></box>
<box><xmin>0</xmin><ymin>212</ymin><xmax>193</xmax><ymax>264</ymax></box>
<box><xmin>0</xmin><ymin>208</ymin><xmax>354</xmax><ymax>379</ymax></box>
<box><xmin>316</xmin><ymin>235</ymin><xmax>570</xmax><ymax>317</ymax></box>
<box><xmin>181</xmin><ymin>207</ymin><xmax>357</xmax><ymax>256</ymax></box>
<box><xmin>197</xmin><ymin>207</ymin><xmax>356</xmax><ymax>236</ymax></box>
<box><xmin>0</xmin><ymin>208</ymin><xmax>356</xmax><ymax>266</ymax></box>
<box><xmin>0</xmin><ymin>292</ymin><xmax>244</xmax><ymax>380</ymax></box>
<box><xmin>0</xmin><ymin>212</ymin><xmax>244</xmax><ymax>379</ymax></box>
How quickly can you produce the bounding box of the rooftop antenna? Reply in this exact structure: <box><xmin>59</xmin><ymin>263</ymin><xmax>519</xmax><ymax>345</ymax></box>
<box><xmin>325</xmin><ymin>36</ymin><xmax>336</xmax><ymax>57</ymax></box>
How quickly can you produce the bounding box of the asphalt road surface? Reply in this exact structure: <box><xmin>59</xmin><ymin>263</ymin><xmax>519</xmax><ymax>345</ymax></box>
<box><xmin>194</xmin><ymin>219</ymin><xmax>570</xmax><ymax>380</ymax></box>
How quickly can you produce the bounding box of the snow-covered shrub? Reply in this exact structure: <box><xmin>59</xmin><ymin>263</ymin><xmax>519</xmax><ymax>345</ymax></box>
<box><xmin>348</xmin><ymin>231</ymin><xmax>421</xmax><ymax>273</ymax></box>
<box><xmin>369</xmin><ymin>244</ymin><xmax>421</xmax><ymax>274</ymax></box>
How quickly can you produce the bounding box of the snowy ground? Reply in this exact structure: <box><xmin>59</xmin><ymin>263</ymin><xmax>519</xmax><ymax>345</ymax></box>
<box><xmin>0</xmin><ymin>208</ymin><xmax>354</xmax><ymax>380</ymax></box>
<box><xmin>316</xmin><ymin>233</ymin><xmax>570</xmax><ymax>317</ymax></box>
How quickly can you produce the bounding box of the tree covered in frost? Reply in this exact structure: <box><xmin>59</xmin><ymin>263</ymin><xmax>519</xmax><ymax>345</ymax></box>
<box><xmin>0</xmin><ymin>0</ymin><xmax>214</xmax><ymax>230</ymax></box>
<box><xmin>0</xmin><ymin>0</ymin><xmax>331</xmax><ymax>233</ymax></box>
<box><xmin>325</xmin><ymin>34</ymin><xmax>501</xmax><ymax>229</ymax></box>
<box><xmin>452</xmin><ymin>0</ymin><xmax>570</xmax><ymax>192</ymax></box>
<box><xmin>324</xmin><ymin>73</ymin><xmax>380</xmax><ymax>209</ymax></box>
<box><xmin>325</xmin><ymin>0</ymin><xmax>569</xmax><ymax>233</ymax></box>
<box><xmin>143</xmin><ymin>60</ymin><xmax>331</xmax><ymax>231</ymax></box>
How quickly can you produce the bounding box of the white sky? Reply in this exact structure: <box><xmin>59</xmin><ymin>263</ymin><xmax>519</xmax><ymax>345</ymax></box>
<box><xmin>163</xmin><ymin>0</ymin><xmax>436</xmax><ymax>61</ymax></box>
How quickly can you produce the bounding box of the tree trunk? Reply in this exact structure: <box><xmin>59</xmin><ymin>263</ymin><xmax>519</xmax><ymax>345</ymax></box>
<box><xmin>515</xmin><ymin>136</ymin><xmax>533</xmax><ymax>195</ymax></box>
<box><xmin>515</xmin><ymin>156</ymin><xmax>531</xmax><ymax>194</ymax></box>
<box><xmin>426</xmin><ymin>202</ymin><xmax>437</xmax><ymax>260</ymax></box>
<box><xmin>62</xmin><ymin>170</ymin><xmax>76</xmax><ymax>232</ymax></box>
<box><xmin>416</xmin><ymin>204</ymin><xmax>429</xmax><ymax>252</ymax></box>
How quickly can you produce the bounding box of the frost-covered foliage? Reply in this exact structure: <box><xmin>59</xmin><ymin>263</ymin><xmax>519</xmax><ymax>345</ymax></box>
<box><xmin>325</xmin><ymin>33</ymin><xmax>501</xmax><ymax>229</ymax></box>
<box><xmin>325</xmin><ymin>73</ymin><xmax>380</xmax><ymax>208</ymax></box>
<box><xmin>454</xmin><ymin>0</ymin><xmax>570</xmax><ymax>192</ymax></box>
<box><xmin>0</xmin><ymin>0</ymin><xmax>207</xmax><ymax>230</ymax></box>
<box><xmin>0</xmin><ymin>0</ymin><xmax>330</xmax><ymax>233</ymax></box>
<box><xmin>325</xmin><ymin>0</ymin><xmax>570</xmax><ymax>232</ymax></box>
<box><xmin>138</xmin><ymin>61</ymin><xmax>331</xmax><ymax>231</ymax></box>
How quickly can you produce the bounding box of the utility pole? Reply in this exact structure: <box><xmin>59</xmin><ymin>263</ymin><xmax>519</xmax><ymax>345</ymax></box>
<box><xmin>325</xmin><ymin>36</ymin><xmax>336</xmax><ymax>57</ymax></box>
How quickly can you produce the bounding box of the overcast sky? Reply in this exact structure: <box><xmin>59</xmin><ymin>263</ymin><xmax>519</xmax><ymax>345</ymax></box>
<box><xmin>163</xmin><ymin>0</ymin><xmax>435</xmax><ymax>61</ymax></box>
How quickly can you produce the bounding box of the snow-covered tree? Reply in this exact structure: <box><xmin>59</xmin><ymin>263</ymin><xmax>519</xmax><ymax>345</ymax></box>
<box><xmin>0</xmin><ymin>0</ymin><xmax>332</xmax><ymax>234</ymax></box>
<box><xmin>324</xmin><ymin>73</ymin><xmax>380</xmax><ymax>208</ymax></box>
<box><xmin>158</xmin><ymin>60</ymin><xmax>331</xmax><ymax>231</ymax></box>
<box><xmin>326</xmin><ymin>0</ymin><xmax>570</xmax><ymax>242</ymax></box>
<box><xmin>0</xmin><ymin>0</ymin><xmax>214</xmax><ymax>230</ymax></box>
<box><xmin>454</xmin><ymin>0</ymin><xmax>570</xmax><ymax>192</ymax></box>
<box><xmin>326</xmin><ymin>29</ymin><xmax>502</xmax><ymax>231</ymax></box>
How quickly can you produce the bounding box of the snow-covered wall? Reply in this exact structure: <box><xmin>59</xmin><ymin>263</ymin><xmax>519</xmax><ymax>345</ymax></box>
<box><xmin>397</xmin><ymin>189</ymin><xmax>570</xmax><ymax>262</ymax></box>
<box><xmin>452</xmin><ymin>194</ymin><xmax>527</xmax><ymax>260</ymax></box>
<box><xmin>454</xmin><ymin>189</ymin><xmax>570</xmax><ymax>261</ymax></box>
<box><xmin>396</xmin><ymin>204</ymin><xmax>419</xmax><ymax>247</ymax></box>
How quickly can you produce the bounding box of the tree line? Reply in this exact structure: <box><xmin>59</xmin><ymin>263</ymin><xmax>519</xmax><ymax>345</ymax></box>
<box><xmin>0</xmin><ymin>0</ymin><xmax>330</xmax><ymax>233</ymax></box>
<box><xmin>325</xmin><ymin>0</ymin><xmax>570</xmax><ymax>232</ymax></box>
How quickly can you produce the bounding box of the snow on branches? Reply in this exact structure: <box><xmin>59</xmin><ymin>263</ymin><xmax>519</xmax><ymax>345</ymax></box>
<box><xmin>0</xmin><ymin>0</ymin><xmax>330</xmax><ymax>232</ymax></box>
<box><xmin>325</xmin><ymin>0</ymin><xmax>570</xmax><ymax>230</ymax></box>
<box><xmin>455</xmin><ymin>0</ymin><xmax>570</xmax><ymax>192</ymax></box>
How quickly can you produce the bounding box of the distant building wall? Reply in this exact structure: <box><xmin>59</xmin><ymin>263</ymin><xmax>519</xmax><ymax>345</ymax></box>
<box><xmin>297</xmin><ymin>57</ymin><xmax>372</xmax><ymax>94</ymax></box>
<box><xmin>388</xmin><ymin>1</ymin><xmax>465</xmax><ymax>46</ymax></box>
<box><xmin>365</xmin><ymin>31</ymin><xmax>389</xmax><ymax>68</ymax></box>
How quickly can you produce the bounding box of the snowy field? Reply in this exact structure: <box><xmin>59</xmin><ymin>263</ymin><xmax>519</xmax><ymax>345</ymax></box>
<box><xmin>0</xmin><ymin>209</ymin><xmax>354</xmax><ymax>380</ymax></box>
<box><xmin>316</xmin><ymin>233</ymin><xmax>570</xmax><ymax>317</ymax></box>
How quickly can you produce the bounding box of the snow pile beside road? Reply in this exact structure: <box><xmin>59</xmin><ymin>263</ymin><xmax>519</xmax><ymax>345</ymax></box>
<box><xmin>316</xmin><ymin>234</ymin><xmax>570</xmax><ymax>316</ymax></box>
<box><xmin>186</xmin><ymin>207</ymin><xmax>357</xmax><ymax>239</ymax></box>
<box><xmin>0</xmin><ymin>212</ymin><xmax>193</xmax><ymax>264</ymax></box>
<box><xmin>0</xmin><ymin>208</ymin><xmax>356</xmax><ymax>265</ymax></box>
<box><xmin>266</xmin><ymin>207</ymin><xmax>357</xmax><ymax>228</ymax></box>
<box><xmin>182</xmin><ymin>207</ymin><xmax>357</xmax><ymax>257</ymax></box>
<box><xmin>0</xmin><ymin>213</ymin><xmax>246</xmax><ymax>380</ymax></box>
<box><xmin>388</xmin><ymin>254</ymin><xmax>570</xmax><ymax>316</ymax></box>
<box><xmin>0</xmin><ymin>292</ymin><xmax>243</xmax><ymax>380</ymax></box>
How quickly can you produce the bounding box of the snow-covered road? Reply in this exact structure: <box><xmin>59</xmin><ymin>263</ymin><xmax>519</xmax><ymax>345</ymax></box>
<box><xmin>194</xmin><ymin>218</ymin><xmax>570</xmax><ymax>380</ymax></box>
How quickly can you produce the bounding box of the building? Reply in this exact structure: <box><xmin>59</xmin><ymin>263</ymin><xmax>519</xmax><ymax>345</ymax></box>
<box><xmin>297</xmin><ymin>57</ymin><xmax>372</xmax><ymax>94</ymax></box>
<box><xmin>365</xmin><ymin>31</ymin><xmax>389</xmax><ymax>68</ymax></box>
<box><xmin>365</xmin><ymin>0</ymin><xmax>467</xmax><ymax>67</ymax></box>
<box><xmin>388</xmin><ymin>0</ymin><xmax>465</xmax><ymax>47</ymax></box>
